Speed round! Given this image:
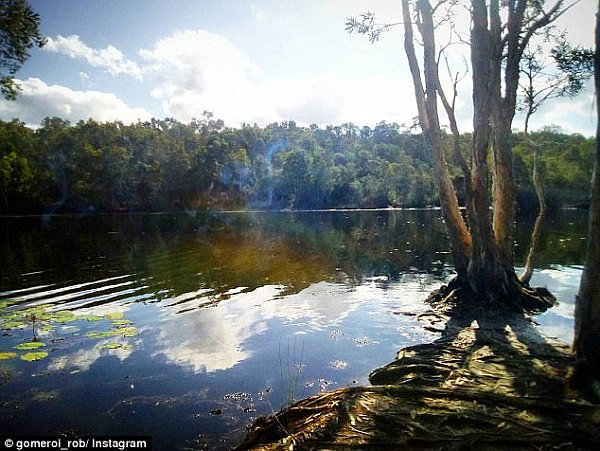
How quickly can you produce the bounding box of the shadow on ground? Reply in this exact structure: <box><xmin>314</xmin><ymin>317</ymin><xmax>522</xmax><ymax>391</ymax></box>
<box><xmin>236</xmin><ymin>293</ymin><xmax>600</xmax><ymax>449</ymax></box>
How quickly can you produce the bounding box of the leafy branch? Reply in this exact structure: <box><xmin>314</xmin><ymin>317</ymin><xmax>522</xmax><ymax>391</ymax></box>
<box><xmin>344</xmin><ymin>12</ymin><xmax>401</xmax><ymax>43</ymax></box>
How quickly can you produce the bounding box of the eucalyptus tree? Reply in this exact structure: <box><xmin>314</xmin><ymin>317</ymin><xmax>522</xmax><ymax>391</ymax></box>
<box><xmin>572</xmin><ymin>0</ymin><xmax>600</xmax><ymax>402</ymax></box>
<box><xmin>517</xmin><ymin>39</ymin><xmax>593</xmax><ymax>284</ymax></box>
<box><xmin>0</xmin><ymin>0</ymin><xmax>45</xmax><ymax>99</ymax></box>
<box><xmin>0</xmin><ymin>119</ymin><xmax>36</xmax><ymax>212</ymax></box>
<box><xmin>347</xmin><ymin>0</ymin><xmax>576</xmax><ymax>310</ymax></box>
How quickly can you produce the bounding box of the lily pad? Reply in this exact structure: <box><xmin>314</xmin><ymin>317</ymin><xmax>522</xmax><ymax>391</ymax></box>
<box><xmin>51</xmin><ymin>311</ymin><xmax>77</xmax><ymax>323</ymax></box>
<box><xmin>86</xmin><ymin>326</ymin><xmax>137</xmax><ymax>339</ymax></box>
<box><xmin>96</xmin><ymin>343</ymin><xmax>133</xmax><ymax>350</ymax></box>
<box><xmin>21</xmin><ymin>351</ymin><xmax>49</xmax><ymax>361</ymax></box>
<box><xmin>77</xmin><ymin>314</ymin><xmax>103</xmax><ymax>322</ymax></box>
<box><xmin>0</xmin><ymin>352</ymin><xmax>17</xmax><ymax>360</ymax></box>
<box><xmin>0</xmin><ymin>301</ymin><xmax>14</xmax><ymax>310</ymax></box>
<box><xmin>86</xmin><ymin>330</ymin><xmax>112</xmax><ymax>339</ymax></box>
<box><xmin>15</xmin><ymin>341</ymin><xmax>45</xmax><ymax>350</ymax></box>
<box><xmin>0</xmin><ymin>320</ymin><xmax>26</xmax><ymax>329</ymax></box>
<box><xmin>105</xmin><ymin>312</ymin><xmax>124</xmax><ymax>320</ymax></box>
<box><xmin>111</xmin><ymin>319</ymin><xmax>132</xmax><ymax>326</ymax></box>
<box><xmin>21</xmin><ymin>306</ymin><xmax>49</xmax><ymax>319</ymax></box>
<box><xmin>121</xmin><ymin>326</ymin><xmax>138</xmax><ymax>337</ymax></box>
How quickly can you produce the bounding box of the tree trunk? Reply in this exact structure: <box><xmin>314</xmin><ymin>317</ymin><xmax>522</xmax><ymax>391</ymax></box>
<box><xmin>463</xmin><ymin>0</ymin><xmax>554</xmax><ymax>305</ymax></box>
<box><xmin>490</xmin><ymin>0</ymin><xmax>520</xmax><ymax>282</ymax></box>
<box><xmin>520</xmin><ymin>140</ymin><xmax>546</xmax><ymax>284</ymax></box>
<box><xmin>572</xmin><ymin>0</ymin><xmax>600</xmax><ymax>400</ymax></box>
<box><xmin>467</xmin><ymin>0</ymin><xmax>502</xmax><ymax>297</ymax></box>
<box><xmin>491</xmin><ymin>125</ymin><xmax>518</xmax><ymax>278</ymax></box>
<box><xmin>399</xmin><ymin>0</ymin><xmax>558</xmax><ymax>311</ymax></box>
<box><xmin>403</xmin><ymin>0</ymin><xmax>472</xmax><ymax>279</ymax></box>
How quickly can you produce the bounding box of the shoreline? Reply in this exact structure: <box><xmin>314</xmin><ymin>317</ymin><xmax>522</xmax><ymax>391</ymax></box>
<box><xmin>236</xmin><ymin>300</ymin><xmax>600</xmax><ymax>449</ymax></box>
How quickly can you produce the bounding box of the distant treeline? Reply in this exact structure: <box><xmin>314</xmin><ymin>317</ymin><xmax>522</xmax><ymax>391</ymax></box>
<box><xmin>0</xmin><ymin>114</ymin><xmax>594</xmax><ymax>214</ymax></box>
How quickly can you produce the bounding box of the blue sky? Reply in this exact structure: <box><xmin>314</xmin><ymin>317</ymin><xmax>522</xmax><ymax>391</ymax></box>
<box><xmin>0</xmin><ymin>0</ymin><xmax>596</xmax><ymax>135</ymax></box>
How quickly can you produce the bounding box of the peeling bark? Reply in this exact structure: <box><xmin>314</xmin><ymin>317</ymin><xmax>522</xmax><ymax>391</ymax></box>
<box><xmin>572</xmin><ymin>1</ymin><xmax>600</xmax><ymax>401</ymax></box>
<box><xmin>401</xmin><ymin>0</ymin><xmax>567</xmax><ymax>307</ymax></box>
<box><xmin>468</xmin><ymin>0</ymin><xmax>501</xmax><ymax>297</ymax></box>
<box><xmin>490</xmin><ymin>0</ymin><xmax>517</xmax><ymax>276</ymax></box>
<box><xmin>402</xmin><ymin>0</ymin><xmax>472</xmax><ymax>279</ymax></box>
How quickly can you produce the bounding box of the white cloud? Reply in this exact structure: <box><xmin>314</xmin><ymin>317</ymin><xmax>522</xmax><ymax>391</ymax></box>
<box><xmin>48</xmin><ymin>341</ymin><xmax>132</xmax><ymax>372</ymax></box>
<box><xmin>150</xmin><ymin>275</ymin><xmax>445</xmax><ymax>374</ymax></box>
<box><xmin>45</xmin><ymin>35</ymin><xmax>143</xmax><ymax>79</ymax></box>
<box><xmin>21</xmin><ymin>22</ymin><xmax>592</xmax><ymax>132</ymax></box>
<box><xmin>139</xmin><ymin>29</ymin><xmax>262</xmax><ymax>122</ymax></box>
<box><xmin>519</xmin><ymin>82</ymin><xmax>596</xmax><ymax>136</ymax></box>
<box><xmin>250</xmin><ymin>4</ymin><xmax>268</xmax><ymax>22</ymax></box>
<box><xmin>152</xmin><ymin>282</ymin><xmax>361</xmax><ymax>373</ymax></box>
<box><xmin>137</xmin><ymin>29</ymin><xmax>416</xmax><ymax>127</ymax></box>
<box><xmin>78</xmin><ymin>71</ymin><xmax>90</xmax><ymax>83</ymax></box>
<box><xmin>0</xmin><ymin>78</ymin><xmax>152</xmax><ymax>126</ymax></box>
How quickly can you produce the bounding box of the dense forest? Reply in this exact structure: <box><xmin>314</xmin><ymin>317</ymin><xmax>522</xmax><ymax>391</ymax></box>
<box><xmin>0</xmin><ymin>113</ymin><xmax>594</xmax><ymax>215</ymax></box>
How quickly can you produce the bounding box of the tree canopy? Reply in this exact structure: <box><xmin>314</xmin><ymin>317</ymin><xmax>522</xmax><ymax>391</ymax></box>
<box><xmin>0</xmin><ymin>0</ymin><xmax>45</xmax><ymax>100</ymax></box>
<box><xmin>346</xmin><ymin>0</ymin><xmax>593</xmax><ymax>311</ymax></box>
<box><xmin>0</xmin><ymin>116</ymin><xmax>593</xmax><ymax>216</ymax></box>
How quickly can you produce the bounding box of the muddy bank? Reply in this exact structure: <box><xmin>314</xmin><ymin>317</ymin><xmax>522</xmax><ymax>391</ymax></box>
<box><xmin>237</xmin><ymin>299</ymin><xmax>600</xmax><ymax>449</ymax></box>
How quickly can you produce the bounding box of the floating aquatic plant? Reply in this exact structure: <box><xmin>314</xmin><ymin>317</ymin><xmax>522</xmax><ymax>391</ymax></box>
<box><xmin>86</xmin><ymin>326</ymin><xmax>137</xmax><ymax>339</ymax></box>
<box><xmin>77</xmin><ymin>314</ymin><xmax>104</xmax><ymax>322</ymax></box>
<box><xmin>96</xmin><ymin>343</ymin><xmax>133</xmax><ymax>350</ymax></box>
<box><xmin>105</xmin><ymin>312</ymin><xmax>124</xmax><ymax>320</ymax></box>
<box><xmin>20</xmin><ymin>351</ymin><xmax>49</xmax><ymax>361</ymax></box>
<box><xmin>14</xmin><ymin>341</ymin><xmax>45</xmax><ymax>350</ymax></box>
<box><xmin>1</xmin><ymin>301</ymin><xmax>137</xmax><ymax>362</ymax></box>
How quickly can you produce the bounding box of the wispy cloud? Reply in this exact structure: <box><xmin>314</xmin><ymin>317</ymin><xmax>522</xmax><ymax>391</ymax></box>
<box><xmin>44</xmin><ymin>35</ymin><xmax>144</xmax><ymax>79</ymax></box>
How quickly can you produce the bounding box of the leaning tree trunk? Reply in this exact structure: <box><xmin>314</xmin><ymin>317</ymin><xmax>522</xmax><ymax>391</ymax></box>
<box><xmin>402</xmin><ymin>0</ymin><xmax>472</xmax><ymax>280</ymax></box>
<box><xmin>401</xmin><ymin>0</ymin><xmax>557</xmax><ymax>311</ymax></box>
<box><xmin>520</xmin><ymin>139</ymin><xmax>546</xmax><ymax>284</ymax></box>
<box><xmin>572</xmin><ymin>0</ymin><xmax>600</xmax><ymax>400</ymax></box>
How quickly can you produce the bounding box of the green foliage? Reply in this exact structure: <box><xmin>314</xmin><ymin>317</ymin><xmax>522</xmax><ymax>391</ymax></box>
<box><xmin>512</xmin><ymin>129</ymin><xmax>594</xmax><ymax>206</ymax></box>
<box><xmin>0</xmin><ymin>0</ymin><xmax>46</xmax><ymax>99</ymax></box>
<box><xmin>551</xmin><ymin>42</ymin><xmax>594</xmax><ymax>96</ymax></box>
<box><xmin>86</xmin><ymin>326</ymin><xmax>137</xmax><ymax>339</ymax></box>
<box><xmin>0</xmin><ymin>117</ymin><xmax>593</xmax><ymax>214</ymax></box>
<box><xmin>20</xmin><ymin>351</ymin><xmax>48</xmax><ymax>361</ymax></box>
<box><xmin>14</xmin><ymin>341</ymin><xmax>44</xmax><ymax>350</ymax></box>
<box><xmin>0</xmin><ymin>302</ymin><xmax>137</xmax><ymax>361</ymax></box>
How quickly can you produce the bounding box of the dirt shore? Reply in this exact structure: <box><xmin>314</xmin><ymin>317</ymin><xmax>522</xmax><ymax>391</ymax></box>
<box><xmin>236</xmin><ymin>298</ymin><xmax>600</xmax><ymax>449</ymax></box>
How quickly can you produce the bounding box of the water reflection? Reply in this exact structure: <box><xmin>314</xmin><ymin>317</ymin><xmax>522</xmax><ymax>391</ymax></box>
<box><xmin>530</xmin><ymin>265</ymin><xmax>582</xmax><ymax>343</ymax></box>
<box><xmin>0</xmin><ymin>209</ymin><xmax>588</xmax><ymax>449</ymax></box>
<box><xmin>1</xmin><ymin>210</ymin><xmax>455</xmax><ymax>301</ymax></box>
<box><xmin>153</xmin><ymin>286</ymin><xmax>279</xmax><ymax>373</ymax></box>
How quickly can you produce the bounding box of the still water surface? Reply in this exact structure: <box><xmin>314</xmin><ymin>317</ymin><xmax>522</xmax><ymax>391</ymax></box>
<box><xmin>0</xmin><ymin>209</ymin><xmax>587</xmax><ymax>449</ymax></box>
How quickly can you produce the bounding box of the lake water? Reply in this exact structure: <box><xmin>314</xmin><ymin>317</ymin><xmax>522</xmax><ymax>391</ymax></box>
<box><xmin>0</xmin><ymin>209</ymin><xmax>588</xmax><ymax>449</ymax></box>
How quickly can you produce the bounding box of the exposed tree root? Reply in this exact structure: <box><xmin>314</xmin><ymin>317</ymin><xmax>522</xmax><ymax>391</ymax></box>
<box><xmin>236</xmin><ymin>294</ymin><xmax>599</xmax><ymax>450</ymax></box>
<box><xmin>425</xmin><ymin>277</ymin><xmax>557</xmax><ymax>316</ymax></box>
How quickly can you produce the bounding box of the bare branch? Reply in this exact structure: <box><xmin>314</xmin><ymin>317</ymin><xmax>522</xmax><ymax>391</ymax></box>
<box><xmin>401</xmin><ymin>0</ymin><xmax>429</xmax><ymax>131</ymax></box>
<box><xmin>519</xmin><ymin>1</ymin><xmax>570</xmax><ymax>57</ymax></box>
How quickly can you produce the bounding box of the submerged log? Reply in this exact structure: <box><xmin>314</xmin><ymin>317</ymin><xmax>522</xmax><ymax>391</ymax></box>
<box><xmin>237</xmin><ymin>292</ymin><xmax>600</xmax><ymax>450</ymax></box>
